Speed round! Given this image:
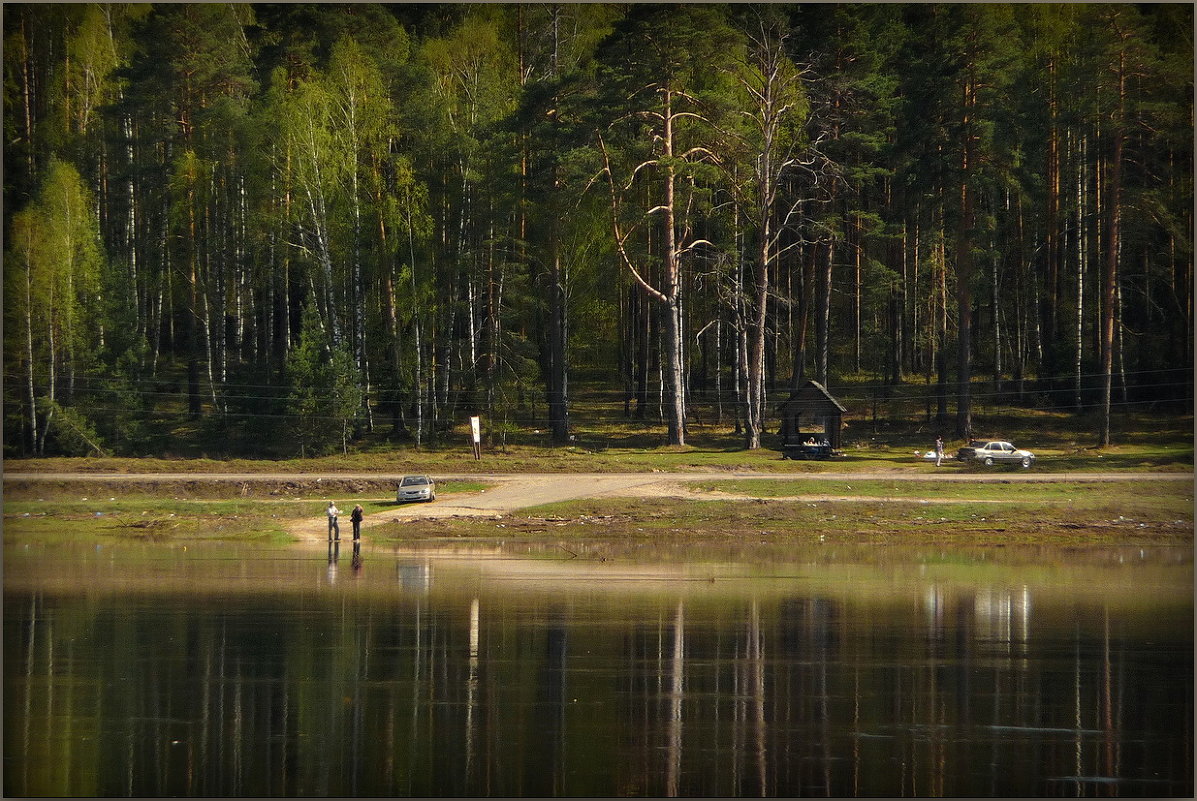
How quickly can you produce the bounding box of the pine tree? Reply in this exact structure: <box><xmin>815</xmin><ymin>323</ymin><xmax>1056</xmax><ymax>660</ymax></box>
<box><xmin>286</xmin><ymin>300</ymin><xmax>363</xmax><ymax>456</ymax></box>
<box><xmin>594</xmin><ymin>4</ymin><xmax>742</xmax><ymax>446</ymax></box>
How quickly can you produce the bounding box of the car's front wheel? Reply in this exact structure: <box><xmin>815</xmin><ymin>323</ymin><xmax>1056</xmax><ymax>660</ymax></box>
<box><xmin>983</xmin><ymin>457</ymin><xmax>994</xmax><ymax>466</ymax></box>
<box><xmin>1021</xmin><ymin>457</ymin><xmax>1031</xmax><ymax>468</ymax></box>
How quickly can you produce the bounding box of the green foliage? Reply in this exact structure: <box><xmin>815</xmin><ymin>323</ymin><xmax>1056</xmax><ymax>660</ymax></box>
<box><xmin>2</xmin><ymin>4</ymin><xmax>1191</xmax><ymax>458</ymax></box>
<box><xmin>37</xmin><ymin>398</ymin><xmax>107</xmax><ymax>457</ymax></box>
<box><xmin>90</xmin><ymin>344</ymin><xmax>154</xmax><ymax>456</ymax></box>
<box><xmin>3</xmin><ymin>157</ymin><xmax>108</xmax><ymax>454</ymax></box>
<box><xmin>285</xmin><ymin>301</ymin><xmax>364</xmax><ymax>456</ymax></box>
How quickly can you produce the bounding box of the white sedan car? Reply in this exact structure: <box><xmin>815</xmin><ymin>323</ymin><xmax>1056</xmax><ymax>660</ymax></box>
<box><xmin>397</xmin><ymin>474</ymin><xmax>436</xmax><ymax>502</ymax></box>
<box><xmin>956</xmin><ymin>441</ymin><xmax>1035</xmax><ymax>468</ymax></box>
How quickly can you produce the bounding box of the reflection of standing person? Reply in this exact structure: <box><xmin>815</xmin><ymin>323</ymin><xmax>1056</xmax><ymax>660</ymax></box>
<box><xmin>327</xmin><ymin>501</ymin><xmax>341</xmax><ymax>541</ymax></box>
<box><xmin>350</xmin><ymin>504</ymin><xmax>364</xmax><ymax>541</ymax></box>
<box><xmin>934</xmin><ymin>436</ymin><xmax>945</xmax><ymax>467</ymax></box>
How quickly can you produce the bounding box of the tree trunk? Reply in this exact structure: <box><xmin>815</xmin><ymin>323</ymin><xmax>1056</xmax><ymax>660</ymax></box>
<box><xmin>22</xmin><ymin>254</ymin><xmax>38</xmax><ymax>454</ymax></box>
<box><xmin>541</xmin><ymin>13</ymin><xmax>571</xmax><ymax>445</ymax></box>
<box><xmin>351</xmin><ymin>158</ymin><xmax>372</xmax><ymax>433</ymax></box>
<box><xmin>955</xmin><ymin>74</ymin><xmax>976</xmax><ymax>442</ymax></box>
<box><xmin>908</xmin><ymin>217</ymin><xmax>920</xmax><ymax>376</ymax></box>
<box><xmin>889</xmin><ymin>201</ymin><xmax>905</xmax><ymax>384</ymax></box>
<box><xmin>187</xmin><ymin>185</ymin><xmax>201</xmax><ymax>418</ymax></box>
<box><xmin>816</xmin><ymin>237</ymin><xmax>834</xmax><ymax>387</ymax></box>
<box><xmin>661</xmin><ymin>89</ymin><xmax>686</xmax><ymax>446</ymax></box>
<box><xmin>636</xmin><ymin>289</ymin><xmax>650</xmax><ymax>419</ymax></box>
<box><xmin>789</xmin><ymin>242</ymin><xmax>813</xmax><ymax>391</ymax></box>
<box><xmin>853</xmin><ymin>217</ymin><xmax>862</xmax><ymax>373</ymax></box>
<box><xmin>714</xmin><ymin>316</ymin><xmax>724</xmax><ymax>424</ymax></box>
<box><xmin>936</xmin><ymin>231</ymin><xmax>950</xmax><ymax>424</ymax></box>
<box><xmin>40</xmin><ymin>279</ymin><xmax>58</xmax><ymax>455</ymax></box>
<box><xmin>1074</xmin><ymin>132</ymin><xmax>1088</xmax><ymax>411</ymax></box>
<box><xmin>546</xmin><ymin>225</ymin><xmax>570</xmax><ymax>443</ymax></box>
<box><xmin>599</xmin><ymin>83</ymin><xmax>690</xmax><ymax>444</ymax></box>
<box><xmin>19</xmin><ymin>14</ymin><xmax>36</xmax><ymax>182</ymax></box>
<box><xmin>744</xmin><ymin>207</ymin><xmax>769</xmax><ymax>450</ymax></box>
<box><xmin>1099</xmin><ymin>44</ymin><xmax>1125</xmax><ymax>447</ymax></box>
<box><xmin>991</xmin><ymin>209</ymin><xmax>1002</xmax><ymax>392</ymax></box>
<box><xmin>1041</xmin><ymin>56</ymin><xmax>1062</xmax><ymax>382</ymax></box>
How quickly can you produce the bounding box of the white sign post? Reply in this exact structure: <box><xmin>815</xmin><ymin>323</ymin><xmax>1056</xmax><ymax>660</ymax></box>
<box><xmin>470</xmin><ymin>416</ymin><xmax>482</xmax><ymax>460</ymax></box>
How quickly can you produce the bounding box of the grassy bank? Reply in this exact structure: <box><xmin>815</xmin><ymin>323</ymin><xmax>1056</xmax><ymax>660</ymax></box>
<box><xmin>1</xmin><ymin>481</ymin><xmax>485</xmax><ymax>545</ymax></box>
<box><xmin>687</xmin><ymin>477</ymin><xmax>1191</xmax><ymax>506</ymax></box>
<box><xmin>7</xmin><ymin>476</ymin><xmax>1187</xmax><ymax>550</ymax></box>
<box><xmin>3</xmin><ymin>498</ymin><xmax>301</xmax><ymax>546</ymax></box>
<box><xmin>5</xmin><ymin>438</ymin><xmax>1192</xmax><ymax>476</ymax></box>
<box><xmin>363</xmin><ymin>479</ymin><xmax>1192</xmax><ymax>549</ymax></box>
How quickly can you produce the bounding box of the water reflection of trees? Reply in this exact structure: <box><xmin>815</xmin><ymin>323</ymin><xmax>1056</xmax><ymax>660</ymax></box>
<box><xmin>5</xmin><ymin>581</ymin><xmax>1192</xmax><ymax>797</ymax></box>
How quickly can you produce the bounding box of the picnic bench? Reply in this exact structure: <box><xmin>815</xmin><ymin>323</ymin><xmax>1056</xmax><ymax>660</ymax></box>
<box><xmin>781</xmin><ymin>442</ymin><xmax>836</xmax><ymax>460</ymax></box>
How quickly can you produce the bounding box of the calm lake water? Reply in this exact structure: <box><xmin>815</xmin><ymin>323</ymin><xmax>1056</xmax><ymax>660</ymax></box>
<box><xmin>4</xmin><ymin>539</ymin><xmax>1192</xmax><ymax>797</ymax></box>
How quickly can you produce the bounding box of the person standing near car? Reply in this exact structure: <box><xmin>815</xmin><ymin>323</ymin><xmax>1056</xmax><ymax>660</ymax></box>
<box><xmin>934</xmin><ymin>436</ymin><xmax>945</xmax><ymax>467</ymax></box>
<box><xmin>327</xmin><ymin>501</ymin><xmax>341</xmax><ymax>541</ymax></box>
<box><xmin>350</xmin><ymin>504</ymin><xmax>364</xmax><ymax>541</ymax></box>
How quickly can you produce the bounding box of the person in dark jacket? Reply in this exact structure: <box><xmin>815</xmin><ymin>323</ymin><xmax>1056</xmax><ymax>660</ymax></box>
<box><xmin>350</xmin><ymin>504</ymin><xmax>364</xmax><ymax>541</ymax></box>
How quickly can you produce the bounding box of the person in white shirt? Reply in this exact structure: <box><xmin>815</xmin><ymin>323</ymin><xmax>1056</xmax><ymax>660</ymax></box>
<box><xmin>327</xmin><ymin>501</ymin><xmax>341</xmax><ymax>541</ymax></box>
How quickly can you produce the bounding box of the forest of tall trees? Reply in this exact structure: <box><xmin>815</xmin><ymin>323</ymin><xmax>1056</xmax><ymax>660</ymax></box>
<box><xmin>4</xmin><ymin>3</ymin><xmax>1192</xmax><ymax>458</ymax></box>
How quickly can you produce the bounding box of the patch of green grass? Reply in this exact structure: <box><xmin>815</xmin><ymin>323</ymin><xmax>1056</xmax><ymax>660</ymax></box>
<box><xmin>3</xmin><ymin>497</ymin><xmax>309</xmax><ymax>545</ymax></box>
<box><xmin>689</xmin><ymin>478</ymin><xmax>1194</xmax><ymax>510</ymax></box>
<box><xmin>439</xmin><ymin>481</ymin><xmax>490</xmax><ymax>494</ymax></box>
<box><xmin>524</xmin><ymin>481</ymin><xmax>1193</xmax><ymax>527</ymax></box>
<box><xmin>2</xmin><ymin>483</ymin><xmax>494</xmax><ymax>545</ymax></box>
<box><xmin>365</xmin><ymin>487</ymin><xmax>1192</xmax><ymax>549</ymax></box>
<box><xmin>3</xmin><ymin>513</ymin><xmax>291</xmax><ymax>545</ymax></box>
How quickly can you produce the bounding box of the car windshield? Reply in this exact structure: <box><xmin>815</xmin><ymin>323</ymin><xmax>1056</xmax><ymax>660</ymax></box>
<box><xmin>401</xmin><ymin>476</ymin><xmax>429</xmax><ymax>487</ymax></box>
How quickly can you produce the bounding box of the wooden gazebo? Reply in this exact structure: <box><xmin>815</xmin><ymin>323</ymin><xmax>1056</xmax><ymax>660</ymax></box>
<box><xmin>776</xmin><ymin>380</ymin><xmax>848</xmax><ymax>459</ymax></box>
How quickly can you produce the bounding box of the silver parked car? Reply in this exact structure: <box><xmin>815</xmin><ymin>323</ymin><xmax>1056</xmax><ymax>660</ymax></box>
<box><xmin>956</xmin><ymin>440</ymin><xmax>1035</xmax><ymax>468</ymax></box>
<box><xmin>397</xmin><ymin>474</ymin><xmax>436</xmax><ymax>502</ymax></box>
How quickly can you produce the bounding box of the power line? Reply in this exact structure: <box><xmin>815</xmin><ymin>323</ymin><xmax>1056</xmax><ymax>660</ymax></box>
<box><xmin>7</xmin><ymin>366</ymin><xmax>1192</xmax><ymax>396</ymax></box>
<box><xmin>6</xmin><ymin>379</ymin><xmax>1192</xmax><ymax>409</ymax></box>
<box><xmin>7</xmin><ymin>365</ymin><xmax>1191</xmax><ymax>396</ymax></box>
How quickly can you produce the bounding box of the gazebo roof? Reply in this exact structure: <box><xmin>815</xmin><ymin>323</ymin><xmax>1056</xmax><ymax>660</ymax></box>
<box><xmin>778</xmin><ymin>380</ymin><xmax>848</xmax><ymax>415</ymax></box>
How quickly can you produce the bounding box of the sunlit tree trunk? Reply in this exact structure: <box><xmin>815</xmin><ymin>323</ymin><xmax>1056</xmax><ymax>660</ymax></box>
<box><xmin>816</xmin><ymin>236</ymin><xmax>834</xmax><ymax>387</ymax></box>
<box><xmin>661</xmin><ymin>90</ymin><xmax>687</xmax><ymax>445</ymax></box>
<box><xmin>1041</xmin><ymin>54</ymin><xmax>1062</xmax><ymax>381</ymax></box>
<box><xmin>186</xmin><ymin>177</ymin><xmax>202</xmax><ymax>417</ymax></box>
<box><xmin>935</xmin><ymin>228</ymin><xmax>950</xmax><ymax>424</ymax></box>
<box><xmin>1074</xmin><ymin>132</ymin><xmax>1088</xmax><ymax>411</ymax></box>
<box><xmin>789</xmin><ymin>240</ymin><xmax>814</xmax><ymax>391</ymax></box>
<box><xmin>955</xmin><ymin>68</ymin><xmax>977</xmax><ymax>442</ymax></box>
<box><xmin>546</xmin><ymin>213</ymin><xmax>570</xmax><ymax>442</ymax></box>
<box><xmin>1098</xmin><ymin>32</ymin><xmax>1126</xmax><ymax>447</ymax></box>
